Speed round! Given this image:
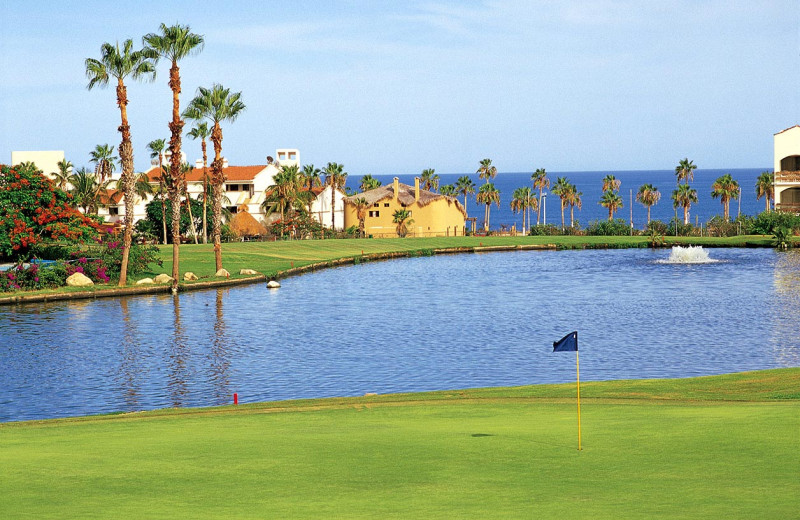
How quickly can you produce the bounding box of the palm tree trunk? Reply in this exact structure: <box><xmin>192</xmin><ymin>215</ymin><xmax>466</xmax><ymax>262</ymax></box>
<box><xmin>463</xmin><ymin>193</ymin><xmax>468</xmax><ymax>219</ymax></box>
<box><xmin>537</xmin><ymin>189</ymin><xmax>542</xmax><ymax>225</ymax></box>
<box><xmin>159</xmin><ymin>158</ymin><xmax>167</xmax><ymax>245</ymax></box>
<box><xmin>330</xmin><ymin>182</ymin><xmax>336</xmax><ymax>231</ymax></box>
<box><xmin>647</xmin><ymin>205</ymin><xmax>651</xmax><ymax>225</ymax></box>
<box><xmin>560</xmin><ymin>201</ymin><xmax>565</xmax><ymax>229</ymax></box>
<box><xmin>608</xmin><ymin>207</ymin><xmax>613</xmax><ymax>221</ymax></box>
<box><xmin>168</xmin><ymin>59</ymin><xmax>184</xmax><ymax>291</ymax></box>
<box><xmin>683</xmin><ymin>206</ymin><xmax>689</xmax><ymax>225</ymax></box>
<box><xmin>724</xmin><ymin>199</ymin><xmax>729</xmax><ymax>221</ymax></box>
<box><xmin>202</xmin><ymin>140</ymin><xmax>208</xmax><ymax>244</ymax></box>
<box><xmin>211</xmin><ymin>123</ymin><xmax>224</xmax><ymax>272</ymax></box>
<box><xmin>570</xmin><ymin>205</ymin><xmax>575</xmax><ymax>228</ymax></box>
<box><xmin>116</xmin><ymin>78</ymin><xmax>133</xmax><ymax>287</ymax></box>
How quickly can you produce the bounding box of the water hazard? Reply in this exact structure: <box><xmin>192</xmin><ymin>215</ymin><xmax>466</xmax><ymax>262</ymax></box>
<box><xmin>1</xmin><ymin>247</ymin><xmax>798</xmax><ymax>422</ymax></box>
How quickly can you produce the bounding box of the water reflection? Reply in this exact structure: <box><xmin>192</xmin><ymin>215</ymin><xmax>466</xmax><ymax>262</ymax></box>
<box><xmin>117</xmin><ymin>298</ymin><xmax>142</xmax><ymax>408</ymax></box>
<box><xmin>168</xmin><ymin>293</ymin><xmax>190</xmax><ymax>407</ymax></box>
<box><xmin>772</xmin><ymin>250</ymin><xmax>800</xmax><ymax>366</ymax></box>
<box><xmin>209</xmin><ymin>288</ymin><xmax>232</xmax><ymax>403</ymax></box>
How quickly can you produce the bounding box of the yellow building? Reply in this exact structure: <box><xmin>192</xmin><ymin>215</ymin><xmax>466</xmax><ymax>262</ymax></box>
<box><xmin>344</xmin><ymin>177</ymin><xmax>466</xmax><ymax>238</ymax></box>
<box><xmin>774</xmin><ymin>125</ymin><xmax>800</xmax><ymax>212</ymax></box>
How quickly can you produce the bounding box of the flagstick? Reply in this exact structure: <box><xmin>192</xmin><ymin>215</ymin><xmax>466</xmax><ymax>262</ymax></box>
<box><xmin>576</xmin><ymin>350</ymin><xmax>582</xmax><ymax>451</ymax></box>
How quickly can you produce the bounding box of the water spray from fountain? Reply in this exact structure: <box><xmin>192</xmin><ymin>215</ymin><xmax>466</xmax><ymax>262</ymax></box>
<box><xmin>660</xmin><ymin>245</ymin><xmax>717</xmax><ymax>264</ymax></box>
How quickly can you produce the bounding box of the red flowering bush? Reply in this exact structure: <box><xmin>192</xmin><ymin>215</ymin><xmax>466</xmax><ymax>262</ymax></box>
<box><xmin>0</xmin><ymin>163</ymin><xmax>101</xmax><ymax>260</ymax></box>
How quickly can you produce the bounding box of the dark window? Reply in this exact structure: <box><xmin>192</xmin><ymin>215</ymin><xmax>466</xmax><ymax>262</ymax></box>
<box><xmin>384</xmin><ymin>203</ymin><xmax>390</xmax><ymax>207</ymax></box>
<box><xmin>109</xmin><ymin>206</ymin><xmax>119</xmax><ymax>216</ymax></box>
<box><xmin>373</xmin><ymin>203</ymin><xmax>379</xmax><ymax>207</ymax></box>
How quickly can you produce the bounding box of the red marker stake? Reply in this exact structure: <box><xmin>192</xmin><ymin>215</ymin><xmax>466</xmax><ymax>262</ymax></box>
<box><xmin>233</xmin><ymin>393</ymin><xmax>238</xmax><ymax>405</ymax></box>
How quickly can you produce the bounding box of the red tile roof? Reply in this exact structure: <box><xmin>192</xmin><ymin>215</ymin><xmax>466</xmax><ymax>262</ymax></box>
<box><xmin>145</xmin><ymin>165</ymin><xmax>269</xmax><ymax>183</ymax></box>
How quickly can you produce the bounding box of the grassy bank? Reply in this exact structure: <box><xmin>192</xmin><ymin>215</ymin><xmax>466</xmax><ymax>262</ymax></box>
<box><xmin>1</xmin><ymin>368</ymin><xmax>798</xmax><ymax>519</ymax></box>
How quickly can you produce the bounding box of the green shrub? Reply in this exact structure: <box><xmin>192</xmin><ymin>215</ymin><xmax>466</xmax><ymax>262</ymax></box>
<box><xmin>751</xmin><ymin>211</ymin><xmax>800</xmax><ymax>235</ymax></box>
<box><xmin>528</xmin><ymin>224</ymin><xmax>561</xmax><ymax>236</ymax></box>
<box><xmin>585</xmin><ymin>219</ymin><xmax>633</xmax><ymax>236</ymax></box>
<box><xmin>646</xmin><ymin>220</ymin><xmax>669</xmax><ymax>235</ymax></box>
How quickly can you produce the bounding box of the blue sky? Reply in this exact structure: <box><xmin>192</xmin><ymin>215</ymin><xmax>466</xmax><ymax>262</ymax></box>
<box><xmin>1</xmin><ymin>1</ymin><xmax>797</xmax><ymax>175</ymax></box>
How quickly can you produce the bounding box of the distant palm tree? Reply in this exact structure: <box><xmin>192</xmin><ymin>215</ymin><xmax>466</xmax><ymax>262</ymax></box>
<box><xmin>147</xmin><ymin>138</ymin><xmax>169</xmax><ymax>244</ymax></box>
<box><xmin>755</xmin><ymin>171</ymin><xmax>774</xmax><ymax>213</ymax></box>
<box><xmin>359</xmin><ymin>173</ymin><xmax>381</xmax><ymax>192</ymax></box>
<box><xmin>531</xmin><ymin>168</ymin><xmax>549</xmax><ymax>225</ymax></box>
<box><xmin>672</xmin><ymin>183</ymin><xmax>698</xmax><ymax>225</ymax></box>
<box><xmin>69</xmin><ymin>168</ymin><xmax>111</xmax><ymax>214</ymax></box>
<box><xmin>636</xmin><ymin>183</ymin><xmax>661</xmax><ymax>225</ymax></box>
<box><xmin>300</xmin><ymin>164</ymin><xmax>323</xmax><ymax>216</ymax></box>
<box><xmin>440</xmin><ymin>184</ymin><xmax>456</xmax><ymax>197</ymax></box>
<box><xmin>711</xmin><ymin>173</ymin><xmax>740</xmax><ymax>221</ymax></box>
<box><xmin>602</xmin><ymin>174</ymin><xmax>621</xmax><ymax>192</ymax></box>
<box><xmin>144</xmin><ymin>23</ymin><xmax>205</xmax><ymax>287</ymax></box>
<box><xmin>476</xmin><ymin>182</ymin><xmax>500</xmax><ymax>232</ymax></box>
<box><xmin>420</xmin><ymin>168</ymin><xmax>439</xmax><ymax>192</ymax></box>
<box><xmin>323</xmin><ymin>162</ymin><xmax>347</xmax><ymax>231</ymax></box>
<box><xmin>510</xmin><ymin>187</ymin><xmax>535</xmax><ymax>233</ymax></box>
<box><xmin>455</xmin><ymin>175</ymin><xmax>475</xmax><ymax>219</ymax></box>
<box><xmin>352</xmin><ymin>197</ymin><xmax>370</xmax><ymax>238</ymax></box>
<box><xmin>183</xmin><ymin>84</ymin><xmax>245</xmax><ymax>271</ymax></box>
<box><xmin>675</xmin><ymin>158</ymin><xmax>697</xmax><ymax>184</ymax></box>
<box><xmin>565</xmin><ymin>183</ymin><xmax>582</xmax><ymax>228</ymax></box>
<box><xmin>599</xmin><ymin>189</ymin><xmax>623</xmax><ymax>221</ymax></box>
<box><xmin>187</xmin><ymin>122</ymin><xmax>212</xmax><ymax>243</ymax></box>
<box><xmin>262</xmin><ymin>165</ymin><xmax>305</xmax><ymax>237</ymax></box>
<box><xmin>551</xmin><ymin>176</ymin><xmax>571</xmax><ymax>229</ymax></box>
<box><xmin>392</xmin><ymin>209</ymin><xmax>414</xmax><ymax>238</ymax></box>
<box><xmin>53</xmin><ymin>160</ymin><xmax>73</xmax><ymax>190</ymax></box>
<box><xmin>114</xmin><ymin>171</ymin><xmax>154</xmax><ymax>200</ymax></box>
<box><xmin>477</xmin><ymin>158</ymin><xmax>497</xmax><ymax>184</ymax></box>
<box><xmin>89</xmin><ymin>144</ymin><xmax>118</xmax><ymax>183</ymax></box>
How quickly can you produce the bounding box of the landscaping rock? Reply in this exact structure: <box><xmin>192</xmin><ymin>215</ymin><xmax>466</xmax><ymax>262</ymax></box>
<box><xmin>215</xmin><ymin>268</ymin><xmax>230</xmax><ymax>278</ymax></box>
<box><xmin>240</xmin><ymin>269</ymin><xmax>258</xmax><ymax>275</ymax></box>
<box><xmin>267</xmin><ymin>280</ymin><xmax>281</xmax><ymax>289</ymax></box>
<box><xmin>183</xmin><ymin>272</ymin><xmax>198</xmax><ymax>281</ymax></box>
<box><xmin>154</xmin><ymin>274</ymin><xmax>173</xmax><ymax>284</ymax></box>
<box><xmin>136</xmin><ymin>278</ymin><xmax>154</xmax><ymax>285</ymax></box>
<box><xmin>66</xmin><ymin>272</ymin><xmax>93</xmax><ymax>287</ymax></box>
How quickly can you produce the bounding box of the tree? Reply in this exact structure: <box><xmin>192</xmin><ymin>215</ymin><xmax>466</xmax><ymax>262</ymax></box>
<box><xmin>675</xmin><ymin>158</ymin><xmax>697</xmax><ymax>184</ymax></box>
<box><xmin>323</xmin><ymin>162</ymin><xmax>347</xmax><ymax>231</ymax></box>
<box><xmin>53</xmin><ymin>160</ymin><xmax>73</xmax><ymax>191</ymax></box>
<box><xmin>455</xmin><ymin>175</ymin><xmax>475</xmax><ymax>219</ymax></box>
<box><xmin>392</xmin><ymin>209</ymin><xmax>414</xmax><ymax>238</ymax></box>
<box><xmin>511</xmin><ymin>187</ymin><xmax>535</xmax><ymax>233</ymax></box>
<box><xmin>755</xmin><ymin>171</ymin><xmax>774</xmax><ymax>213</ymax></box>
<box><xmin>147</xmin><ymin>138</ymin><xmax>169</xmax><ymax>244</ymax></box>
<box><xmin>551</xmin><ymin>176</ymin><xmax>570</xmax><ymax>229</ymax></box>
<box><xmin>531</xmin><ymin>168</ymin><xmax>549</xmax><ymax>225</ymax></box>
<box><xmin>88</xmin><ymin>144</ymin><xmax>118</xmax><ymax>184</ymax></box>
<box><xmin>440</xmin><ymin>184</ymin><xmax>456</xmax><ymax>197</ymax></box>
<box><xmin>602</xmin><ymin>174</ymin><xmax>621</xmax><ymax>192</ymax></box>
<box><xmin>114</xmin><ymin>171</ymin><xmax>154</xmax><ymax>201</ymax></box>
<box><xmin>420</xmin><ymin>168</ymin><xmax>439</xmax><ymax>192</ymax></box>
<box><xmin>69</xmin><ymin>167</ymin><xmax>112</xmax><ymax>214</ymax></box>
<box><xmin>565</xmin><ymin>183</ymin><xmax>582</xmax><ymax>228</ymax></box>
<box><xmin>599</xmin><ymin>189</ymin><xmax>623</xmax><ymax>221</ymax></box>
<box><xmin>144</xmin><ymin>23</ymin><xmax>204</xmax><ymax>288</ymax></box>
<box><xmin>187</xmin><ymin>122</ymin><xmax>211</xmax><ymax>243</ymax></box>
<box><xmin>262</xmin><ymin>164</ymin><xmax>306</xmax><ymax>236</ymax></box>
<box><xmin>352</xmin><ymin>197</ymin><xmax>369</xmax><ymax>238</ymax></box>
<box><xmin>183</xmin><ymin>84</ymin><xmax>245</xmax><ymax>272</ymax></box>
<box><xmin>476</xmin><ymin>182</ymin><xmax>500</xmax><ymax>232</ymax></box>
<box><xmin>710</xmin><ymin>173</ymin><xmax>740</xmax><ymax>221</ymax></box>
<box><xmin>300</xmin><ymin>164</ymin><xmax>322</xmax><ymax>216</ymax></box>
<box><xmin>636</xmin><ymin>184</ymin><xmax>661</xmax><ymax>225</ymax></box>
<box><xmin>359</xmin><ymin>174</ymin><xmax>381</xmax><ymax>192</ymax></box>
<box><xmin>672</xmin><ymin>183</ymin><xmax>698</xmax><ymax>225</ymax></box>
<box><xmin>477</xmin><ymin>158</ymin><xmax>497</xmax><ymax>183</ymax></box>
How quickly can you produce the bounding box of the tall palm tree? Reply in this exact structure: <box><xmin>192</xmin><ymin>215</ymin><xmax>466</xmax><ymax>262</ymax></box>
<box><xmin>147</xmin><ymin>138</ymin><xmax>169</xmax><ymax>244</ymax></box>
<box><xmin>144</xmin><ymin>23</ymin><xmax>204</xmax><ymax>287</ymax></box>
<box><xmin>187</xmin><ymin>122</ymin><xmax>211</xmax><ymax>243</ymax></box>
<box><xmin>551</xmin><ymin>176</ymin><xmax>571</xmax><ymax>229</ymax></box>
<box><xmin>675</xmin><ymin>158</ymin><xmax>697</xmax><ymax>184</ymax></box>
<box><xmin>510</xmin><ymin>187</ymin><xmax>534</xmax><ymax>233</ymax></box>
<box><xmin>89</xmin><ymin>144</ymin><xmax>118</xmax><ymax>183</ymax></box>
<box><xmin>300</xmin><ymin>164</ymin><xmax>322</xmax><ymax>216</ymax></box>
<box><xmin>599</xmin><ymin>190</ymin><xmax>623</xmax><ymax>220</ymax></box>
<box><xmin>602</xmin><ymin>174</ymin><xmax>621</xmax><ymax>192</ymax></box>
<box><xmin>183</xmin><ymin>84</ymin><xmax>245</xmax><ymax>272</ymax></box>
<box><xmin>755</xmin><ymin>171</ymin><xmax>774</xmax><ymax>213</ymax></box>
<box><xmin>53</xmin><ymin>159</ymin><xmax>73</xmax><ymax>190</ymax></box>
<box><xmin>636</xmin><ymin>183</ymin><xmax>661</xmax><ymax>225</ymax></box>
<box><xmin>711</xmin><ymin>173</ymin><xmax>740</xmax><ymax>221</ymax></box>
<box><xmin>440</xmin><ymin>184</ymin><xmax>456</xmax><ymax>197</ymax></box>
<box><xmin>420</xmin><ymin>168</ymin><xmax>439</xmax><ymax>192</ymax></box>
<box><xmin>352</xmin><ymin>197</ymin><xmax>370</xmax><ymax>238</ymax></box>
<box><xmin>672</xmin><ymin>183</ymin><xmax>698</xmax><ymax>225</ymax></box>
<box><xmin>69</xmin><ymin>168</ymin><xmax>111</xmax><ymax>214</ymax></box>
<box><xmin>359</xmin><ymin>173</ymin><xmax>381</xmax><ymax>192</ymax></box>
<box><xmin>476</xmin><ymin>182</ymin><xmax>500</xmax><ymax>232</ymax></box>
<box><xmin>455</xmin><ymin>175</ymin><xmax>475</xmax><ymax>219</ymax></box>
<box><xmin>531</xmin><ymin>168</ymin><xmax>549</xmax><ymax>225</ymax></box>
<box><xmin>392</xmin><ymin>209</ymin><xmax>414</xmax><ymax>238</ymax></box>
<box><xmin>261</xmin><ymin>165</ymin><xmax>305</xmax><ymax>238</ymax></box>
<box><xmin>86</xmin><ymin>39</ymin><xmax>156</xmax><ymax>286</ymax></box>
<box><xmin>565</xmin><ymin>183</ymin><xmax>582</xmax><ymax>228</ymax></box>
<box><xmin>477</xmin><ymin>158</ymin><xmax>497</xmax><ymax>184</ymax></box>
<box><xmin>323</xmin><ymin>162</ymin><xmax>347</xmax><ymax>231</ymax></box>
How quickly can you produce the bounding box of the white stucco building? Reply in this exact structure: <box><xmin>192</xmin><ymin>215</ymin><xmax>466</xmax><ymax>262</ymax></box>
<box><xmin>774</xmin><ymin>125</ymin><xmax>800</xmax><ymax>213</ymax></box>
<box><xmin>10</xmin><ymin>150</ymin><xmax>65</xmax><ymax>177</ymax></box>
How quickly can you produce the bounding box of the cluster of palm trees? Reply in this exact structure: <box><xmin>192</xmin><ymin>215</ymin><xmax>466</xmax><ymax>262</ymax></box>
<box><xmin>475</xmin><ymin>159</ymin><xmax>500</xmax><ymax>231</ymax></box>
<box><xmin>85</xmin><ymin>23</ymin><xmax>245</xmax><ymax>287</ymax></box>
<box><xmin>671</xmin><ymin>158</ymin><xmax>698</xmax><ymax>225</ymax></box>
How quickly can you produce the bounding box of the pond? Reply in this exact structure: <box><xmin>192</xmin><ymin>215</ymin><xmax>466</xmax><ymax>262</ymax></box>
<box><xmin>1</xmin><ymin>247</ymin><xmax>798</xmax><ymax>422</ymax></box>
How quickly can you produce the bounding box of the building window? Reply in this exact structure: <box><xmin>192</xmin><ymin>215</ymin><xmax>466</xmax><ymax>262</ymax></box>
<box><xmin>383</xmin><ymin>203</ymin><xmax>390</xmax><ymax>207</ymax></box>
<box><xmin>369</xmin><ymin>210</ymin><xmax>380</xmax><ymax>217</ymax></box>
<box><xmin>109</xmin><ymin>206</ymin><xmax>119</xmax><ymax>216</ymax></box>
<box><xmin>373</xmin><ymin>203</ymin><xmax>379</xmax><ymax>207</ymax></box>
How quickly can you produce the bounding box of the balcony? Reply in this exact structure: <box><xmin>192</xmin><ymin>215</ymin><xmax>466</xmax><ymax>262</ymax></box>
<box><xmin>775</xmin><ymin>170</ymin><xmax>800</xmax><ymax>183</ymax></box>
<box><xmin>775</xmin><ymin>202</ymin><xmax>800</xmax><ymax>214</ymax></box>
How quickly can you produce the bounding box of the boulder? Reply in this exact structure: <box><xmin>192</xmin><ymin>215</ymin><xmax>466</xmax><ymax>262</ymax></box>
<box><xmin>66</xmin><ymin>272</ymin><xmax>93</xmax><ymax>287</ymax></box>
<box><xmin>136</xmin><ymin>278</ymin><xmax>154</xmax><ymax>285</ymax></box>
<box><xmin>240</xmin><ymin>269</ymin><xmax>258</xmax><ymax>275</ymax></box>
<box><xmin>267</xmin><ymin>280</ymin><xmax>281</xmax><ymax>289</ymax></box>
<box><xmin>154</xmin><ymin>273</ymin><xmax>173</xmax><ymax>284</ymax></box>
<box><xmin>215</xmin><ymin>268</ymin><xmax>230</xmax><ymax>278</ymax></box>
<box><xmin>183</xmin><ymin>272</ymin><xmax>198</xmax><ymax>281</ymax></box>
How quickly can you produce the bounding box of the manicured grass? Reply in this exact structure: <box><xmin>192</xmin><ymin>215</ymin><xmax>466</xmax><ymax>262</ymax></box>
<box><xmin>2</xmin><ymin>369</ymin><xmax>798</xmax><ymax>519</ymax></box>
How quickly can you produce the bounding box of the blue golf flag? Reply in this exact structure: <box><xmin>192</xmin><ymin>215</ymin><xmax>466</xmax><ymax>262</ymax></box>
<box><xmin>553</xmin><ymin>331</ymin><xmax>578</xmax><ymax>352</ymax></box>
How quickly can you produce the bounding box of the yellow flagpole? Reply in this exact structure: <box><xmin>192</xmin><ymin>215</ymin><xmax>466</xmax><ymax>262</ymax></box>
<box><xmin>576</xmin><ymin>350</ymin><xmax>582</xmax><ymax>451</ymax></box>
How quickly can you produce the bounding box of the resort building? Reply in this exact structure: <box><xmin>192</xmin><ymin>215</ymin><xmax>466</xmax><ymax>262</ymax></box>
<box><xmin>10</xmin><ymin>150</ymin><xmax>65</xmax><ymax>178</ymax></box>
<box><xmin>774</xmin><ymin>125</ymin><xmax>800</xmax><ymax>213</ymax></box>
<box><xmin>343</xmin><ymin>177</ymin><xmax>466</xmax><ymax>238</ymax></box>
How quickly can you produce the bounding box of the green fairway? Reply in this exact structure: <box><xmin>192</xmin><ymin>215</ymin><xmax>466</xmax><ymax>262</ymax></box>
<box><xmin>2</xmin><ymin>369</ymin><xmax>798</xmax><ymax>519</ymax></box>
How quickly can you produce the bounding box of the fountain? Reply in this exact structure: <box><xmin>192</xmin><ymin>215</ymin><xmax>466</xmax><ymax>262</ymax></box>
<box><xmin>660</xmin><ymin>245</ymin><xmax>716</xmax><ymax>264</ymax></box>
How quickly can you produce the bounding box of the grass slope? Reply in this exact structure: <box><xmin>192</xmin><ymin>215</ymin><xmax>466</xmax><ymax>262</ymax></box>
<box><xmin>2</xmin><ymin>369</ymin><xmax>798</xmax><ymax>519</ymax></box>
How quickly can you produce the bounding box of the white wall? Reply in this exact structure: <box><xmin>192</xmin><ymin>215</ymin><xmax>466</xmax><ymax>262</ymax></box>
<box><xmin>11</xmin><ymin>150</ymin><xmax>65</xmax><ymax>176</ymax></box>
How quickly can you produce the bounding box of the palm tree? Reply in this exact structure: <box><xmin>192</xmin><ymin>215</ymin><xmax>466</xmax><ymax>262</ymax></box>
<box><xmin>300</xmin><ymin>164</ymin><xmax>322</xmax><ymax>216</ymax></box>
<box><xmin>420</xmin><ymin>168</ymin><xmax>439</xmax><ymax>192</ymax></box>
<box><xmin>261</xmin><ymin>165</ymin><xmax>305</xmax><ymax>238</ymax></box>
<box><xmin>755</xmin><ymin>171</ymin><xmax>774</xmax><ymax>213</ymax></box>
<box><xmin>359</xmin><ymin>174</ymin><xmax>381</xmax><ymax>192</ymax></box>
<box><xmin>531</xmin><ymin>168</ymin><xmax>549</xmax><ymax>225</ymax></box>
<box><xmin>144</xmin><ymin>23</ymin><xmax>204</xmax><ymax>287</ymax></box>
<box><xmin>602</xmin><ymin>174</ymin><xmax>621</xmax><ymax>192</ymax></box>
<box><xmin>565</xmin><ymin>183</ymin><xmax>582</xmax><ymax>228</ymax></box>
<box><xmin>89</xmin><ymin>144</ymin><xmax>118</xmax><ymax>183</ymax></box>
<box><xmin>711</xmin><ymin>173</ymin><xmax>740</xmax><ymax>221</ymax></box>
<box><xmin>183</xmin><ymin>84</ymin><xmax>245</xmax><ymax>272</ymax></box>
<box><xmin>392</xmin><ymin>209</ymin><xmax>414</xmax><ymax>238</ymax></box>
<box><xmin>675</xmin><ymin>158</ymin><xmax>697</xmax><ymax>184</ymax></box>
<box><xmin>187</xmin><ymin>122</ymin><xmax>211</xmax><ymax>243</ymax></box>
<box><xmin>599</xmin><ymin>190</ymin><xmax>623</xmax><ymax>221</ymax></box>
<box><xmin>477</xmin><ymin>158</ymin><xmax>497</xmax><ymax>183</ymax></box>
<box><xmin>352</xmin><ymin>197</ymin><xmax>370</xmax><ymax>238</ymax></box>
<box><xmin>440</xmin><ymin>184</ymin><xmax>456</xmax><ymax>197</ymax></box>
<box><xmin>551</xmin><ymin>176</ymin><xmax>571</xmax><ymax>229</ymax></box>
<box><xmin>53</xmin><ymin>160</ymin><xmax>73</xmax><ymax>190</ymax></box>
<box><xmin>476</xmin><ymin>182</ymin><xmax>500</xmax><ymax>232</ymax></box>
<box><xmin>455</xmin><ymin>175</ymin><xmax>475</xmax><ymax>219</ymax></box>
<box><xmin>672</xmin><ymin>183</ymin><xmax>698</xmax><ymax>225</ymax></box>
<box><xmin>147</xmin><ymin>139</ymin><xmax>169</xmax><ymax>244</ymax></box>
<box><xmin>86</xmin><ymin>39</ymin><xmax>156</xmax><ymax>286</ymax></box>
<box><xmin>636</xmin><ymin>184</ymin><xmax>661</xmax><ymax>225</ymax></box>
<box><xmin>115</xmin><ymin>172</ymin><xmax>154</xmax><ymax>200</ymax></box>
<box><xmin>510</xmin><ymin>187</ymin><xmax>534</xmax><ymax>233</ymax></box>
<box><xmin>69</xmin><ymin>168</ymin><xmax>111</xmax><ymax>214</ymax></box>
<box><xmin>323</xmin><ymin>162</ymin><xmax>347</xmax><ymax>231</ymax></box>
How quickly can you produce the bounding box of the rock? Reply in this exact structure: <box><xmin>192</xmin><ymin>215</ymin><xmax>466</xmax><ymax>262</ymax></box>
<box><xmin>66</xmin><ymin>272</ymin><xmax>93</xmax><ymax>287</ymax></box>
<box><xmin>136</xmin><ymin>278</ymin><xmax>154</xmax><ymax>285</ymax></box>
<box><xmin>364</xmin><ymin>392</ymin><xmax>377</xmax><ymax>397</ymax></box>
<box><xmin>154</xmin><ymin>274</ymin><xmax>173</xmax><ymax>284</ymax></box>
<box><xmin>183</xmin><ymin>272</ymin><xmax>198</xmax><ymax>281</ymax></box>
<box><xmin>215</xmin><ymin>268</ymin><xmax>230</xmax><ymax>278</ymax></box>
<box><xmin>240</xmin><ymin>269</ymin><xmax>258</xmax><ymax>275</ymax></box>
<box><xmin>267</xmin><ymin>280</ymin><xmax>281</xmax><ymax>289</ymax></box>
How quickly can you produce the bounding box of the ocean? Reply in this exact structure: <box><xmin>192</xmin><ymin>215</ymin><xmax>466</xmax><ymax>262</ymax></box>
<box><xmin>345</xmin><ymin>168</ymin><xmax>771</xmax><ymax>230</ymax></box>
